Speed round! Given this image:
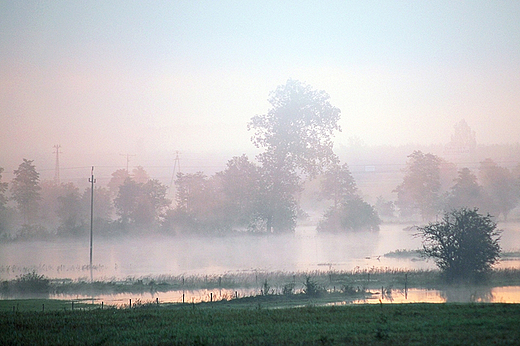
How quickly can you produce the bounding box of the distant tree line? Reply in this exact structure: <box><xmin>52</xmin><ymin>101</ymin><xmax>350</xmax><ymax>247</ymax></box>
<box><xmin>394</xmin><ymin>151</ymin><xmax>520</xmax><ymax>221</ymax></box>
<box><xmin>1</xmin><ymin>81</ymin><xmax>520</xmax><ymax>240</ymax></box>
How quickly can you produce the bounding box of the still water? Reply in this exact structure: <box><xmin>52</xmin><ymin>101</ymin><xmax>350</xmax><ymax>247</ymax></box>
<box><xmin>53</xmin><ymin>286</ymin><xmax>520</xmax><ymax>306</ymax></box>
<box><xmin>1</xmin><ymin>223</ymin><xmax>520</xmax><ymax>280</ymax></box>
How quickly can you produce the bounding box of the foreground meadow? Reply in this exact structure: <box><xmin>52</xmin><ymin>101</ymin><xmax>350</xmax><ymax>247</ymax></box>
<box><xmin>1</xmin><ymin>301</ymin><xmax>520</xmax><ymax>345</ymax></box>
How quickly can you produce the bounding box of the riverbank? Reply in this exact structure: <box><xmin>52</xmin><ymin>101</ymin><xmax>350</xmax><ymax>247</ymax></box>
<box><xmin>3</xmin><ymin>267</ymin><xmax>520</xmax><ymax>305</ymax></box>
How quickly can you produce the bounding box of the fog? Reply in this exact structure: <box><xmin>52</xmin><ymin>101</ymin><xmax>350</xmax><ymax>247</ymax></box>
<box><xmin>2</xmin><ymin>223</ymin><xmax>520</xmax><ymax>281</ymax></box>
<box><xmin>2</xmin><ymin>2</ymin><xmax>520</xmax><ymax>293</ymax></box>
<box><xmin>1</xmin><ymin>2</ymin><xmax>520</xmax><ymax>179</ymax></box>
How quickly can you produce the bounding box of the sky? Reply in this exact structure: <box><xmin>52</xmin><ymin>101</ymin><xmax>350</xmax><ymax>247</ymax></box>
<box><xmin>1</xmin><ymin>1</ymin><xmax>520</xmax><ymax>180</ymax></box>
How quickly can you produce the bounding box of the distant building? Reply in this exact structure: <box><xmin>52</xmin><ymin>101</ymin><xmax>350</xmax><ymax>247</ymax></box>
<box><xmin>444</xmin><ymin>119</ymin><xmax>476</xmax><ymax>157</ymax></box>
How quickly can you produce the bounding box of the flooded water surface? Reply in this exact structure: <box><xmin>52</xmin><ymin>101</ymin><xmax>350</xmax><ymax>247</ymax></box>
<box><xmin>1</xmin><ymin>223</ymin><xmax>519</xmax><ymax>280</ymax></box>
<box><xmin>2</xmin><ymin>222</ymin><xmax>520</xmax><ymax>304</ymax></box>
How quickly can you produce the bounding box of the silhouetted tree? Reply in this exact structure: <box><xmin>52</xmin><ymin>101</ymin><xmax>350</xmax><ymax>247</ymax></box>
<box><xmin>394</xmin><ymin>151</ymin><xmax>441</xmax><ymax>220</ymax></box>
<box><xmin>11</xmin><ymin>159</ymin><xmax>41</xmax><ymax>225</ymax></box>
<box><xmin>417</xmin><ymin>208</ymin><xmax>501</xmax><ymax>283</ymax></box>
<box><xmin>248</xmin><ymin>79</ymin><xmax>341</xmax><ymax>232</ymax></box>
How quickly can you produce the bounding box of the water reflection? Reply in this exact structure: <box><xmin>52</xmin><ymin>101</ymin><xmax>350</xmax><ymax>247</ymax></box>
<box><xmin>351</xmin><ymin>286</ymin><xmax>520</xmax><ymax>304</ymax></box>
<box><xmin>40</xmin><ymin>285</ymin><xmax>520</xmax><ymax>307</ymax></box>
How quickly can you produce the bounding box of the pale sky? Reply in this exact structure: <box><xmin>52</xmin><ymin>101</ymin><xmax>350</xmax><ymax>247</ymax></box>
<box><xmin>1</xmin><ymin>1</ymin><xmax>520</xmax><ymax>178</ymax></box>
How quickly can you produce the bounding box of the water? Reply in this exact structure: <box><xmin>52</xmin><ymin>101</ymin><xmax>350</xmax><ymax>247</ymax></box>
<box><xmin>1</xmin><ymin>223</ymin><xmax>519</xmax><ymax>280</ymax></box>
<box><xmin>51</xmin><ymin>286</ymin><xmax>520</xmax><ymax>306</ymax></box>
<box><xmin>2</xmin><ymin>222</ymin><xmax>520</xmax><ymax>304</ymax></box>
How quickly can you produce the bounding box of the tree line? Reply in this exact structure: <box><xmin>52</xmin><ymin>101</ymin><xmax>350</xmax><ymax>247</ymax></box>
<box><xmin>1</xmin><ymin>80</ymin><xmax>519</xmax><ymax>240</ymax></box>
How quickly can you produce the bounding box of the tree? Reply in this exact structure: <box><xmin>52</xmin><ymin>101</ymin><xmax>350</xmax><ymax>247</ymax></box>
<box><xmin>137</xmin><ymin>179</ymin><xmax>170</xmax><ymax>227</ymax></box>
<box><xmin>248</xmin><ymin>79</ymin><xmax>341</xmax><ymax>232</ymax></box>
<box><xmin>317</xmin><ymin>197</ymin><xmax>380</xmax><ymax>232</ymax></box>
<box><xmin>114</xmin><ymin>177</ymin><xmax>141</xmax><ymax>227</ymax></box>
<box><xmin>417</xmin><ymin>208</ymin><xmax>501</xmax><ymax>283</ymax></box>
<box><xmin>478</xmin><ymin>159</ymin><xmax>519</xmax><ymax>221</ymax></box>
<box><xmin>0</xmin><ymin>167</ymin><xmax>7</xmax><ymax>210</ymax></box>
<box><xmin>375</xmin><ymin>196</ymin><xmax>395</xmax><ymax>219</ymax></box>
<box><xmin>318</xmin><ymin>162</ymin><xmax>357</xmax><ymax>208</ymax></box>
<box><xmin>167</xmin><ymin>172</ymin><xmax>224</xmax><ymax>234</ymax></box>
<box><xmin>447</xmin><ymin>168</ymin><xmax>483</xmax><ymax>210</ymax></box>
<box><xmin>394</xmin><ymin>151</ymin><xmax>442</xmax><ymax>220</ymax></box>
<box><xmin>56</xmin><ymin>183</ymin><xmax>84</xmax><ymax>237</ymax></box>
<box><xmin>114</xmin><ymin>177</ymin><xmax>170</xmax><ymax>231</ymax></box>
<box><xmin>80</xmin><ymin>186</ymin><xmax>113</xmax><ymax>236</ymax></box>
<box><xmin>0</xmin><ymin>167</ymin><xmax>11</xmax><ymax>237</ymax></box>
<box><xmin>11</xmin><ymin>159</ymin><xmax>41</xmax><ymax>224</ymax></box>
<box><xmin>132</xmin><ymin>166</ymin><xmax>149</xmax><ymax>184</ymax></box>
<box><xmin>107</xmin><ymin>169</ymin><xmax>130</xmax><ymax>196</ymax></box>
<box><xmin>217</xmin><ymin>155</ymin><xmax>263</xmax><ymax>230</ymax></box>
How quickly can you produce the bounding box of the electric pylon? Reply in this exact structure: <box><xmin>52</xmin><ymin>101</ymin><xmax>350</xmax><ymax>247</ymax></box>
<box><xmin>169</xmin><ymin>151</ymin><xmax>181</xmax><ymax>190</ymax></box>
<box><xmin>53</xmin><ymin>144</ymin><xmax>62</xmax><ymax>184</ymax></box>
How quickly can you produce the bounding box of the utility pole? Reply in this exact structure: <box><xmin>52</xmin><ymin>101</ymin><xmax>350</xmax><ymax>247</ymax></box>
<box><xmin>89</xmin><ymin>166</ymin><xmax>96</xmax><ymax>283</ymax></box>
<box><xmin>53</xmin><ymin>144</ymin><xmax>62</xmax><ymax>184</ymax></box>
<box><xmin>169</xmin><ymin>151</ymin><xmax>181</xmax><ymax>201</ymax></box>
<box><xmin>120</xmin><ymin>153</ymin><xmax>136</xmax><ymax>173</ymax></box>
<box><xmin>169</xmin><ymin>151</ymin><xmax>181</xmax><ymax>189</ymax></box>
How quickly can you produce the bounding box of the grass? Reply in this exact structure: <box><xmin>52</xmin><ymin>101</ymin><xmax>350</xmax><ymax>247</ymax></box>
<box><xmin>1</xmin><ymin>302</ymin><xmax>520</xmax><ymax>345</ymax></box>
<box><xmin>0</xmin><ymin>299</ymin><xmax>95</xmax><ymax>312</ymax></box>
<box><xmin>3</xmin><ymin>267</ymin><xmax>520</xmax><ymax>301</ymax></box>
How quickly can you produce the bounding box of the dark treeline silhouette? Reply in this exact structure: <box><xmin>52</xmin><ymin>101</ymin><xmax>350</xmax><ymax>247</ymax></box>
<box><xmin>1</xmin><ymin>84</ymin><xmax>520</xmax><ymax>240</ymax></box>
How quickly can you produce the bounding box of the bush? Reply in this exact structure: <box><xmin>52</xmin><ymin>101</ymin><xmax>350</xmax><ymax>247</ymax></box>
<box><xmin>303</xmin><ymin>277</ymin><xmax>323</xmax><ymax>297</ymax></box>
<box><xmin>317</xmin><ymin>197</ymin><xmax>380</xmax><ymax>232</ymax></box>
<box><xmin>417</xmin><ymin>208</ymin><xmax>501</xmax><ymax>283</ymax></box>
<box><xmin>13</xmin><ymin>271</ymin><xmax>50</xmax><ymax>296</ymax></box>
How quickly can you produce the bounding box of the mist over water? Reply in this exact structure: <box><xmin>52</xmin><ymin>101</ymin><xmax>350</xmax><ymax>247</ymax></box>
<box><xmin>2</xmin><ymin>223</ymin><xmax>519</xmax><ymax>281</ymax></box>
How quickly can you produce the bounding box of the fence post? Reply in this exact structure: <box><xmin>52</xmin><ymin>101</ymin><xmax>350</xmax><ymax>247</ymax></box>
<box><xmin>405</xmin><ymin>273</ymin><xmax>408</xmax><ymax>299</ymax></box>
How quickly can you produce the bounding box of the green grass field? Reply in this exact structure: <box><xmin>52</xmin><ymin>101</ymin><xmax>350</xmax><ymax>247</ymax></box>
<box><xmin>1</xmin><ymin>300</ymin><xmax>520</xmax><ymax>345</ymax></box>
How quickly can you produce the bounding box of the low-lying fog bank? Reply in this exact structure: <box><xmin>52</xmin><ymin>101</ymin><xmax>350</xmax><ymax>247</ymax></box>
<box><xmin>2</xmin><ymin>223</ymin><xmax>520</xmax><ymax>281</ymax></box>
